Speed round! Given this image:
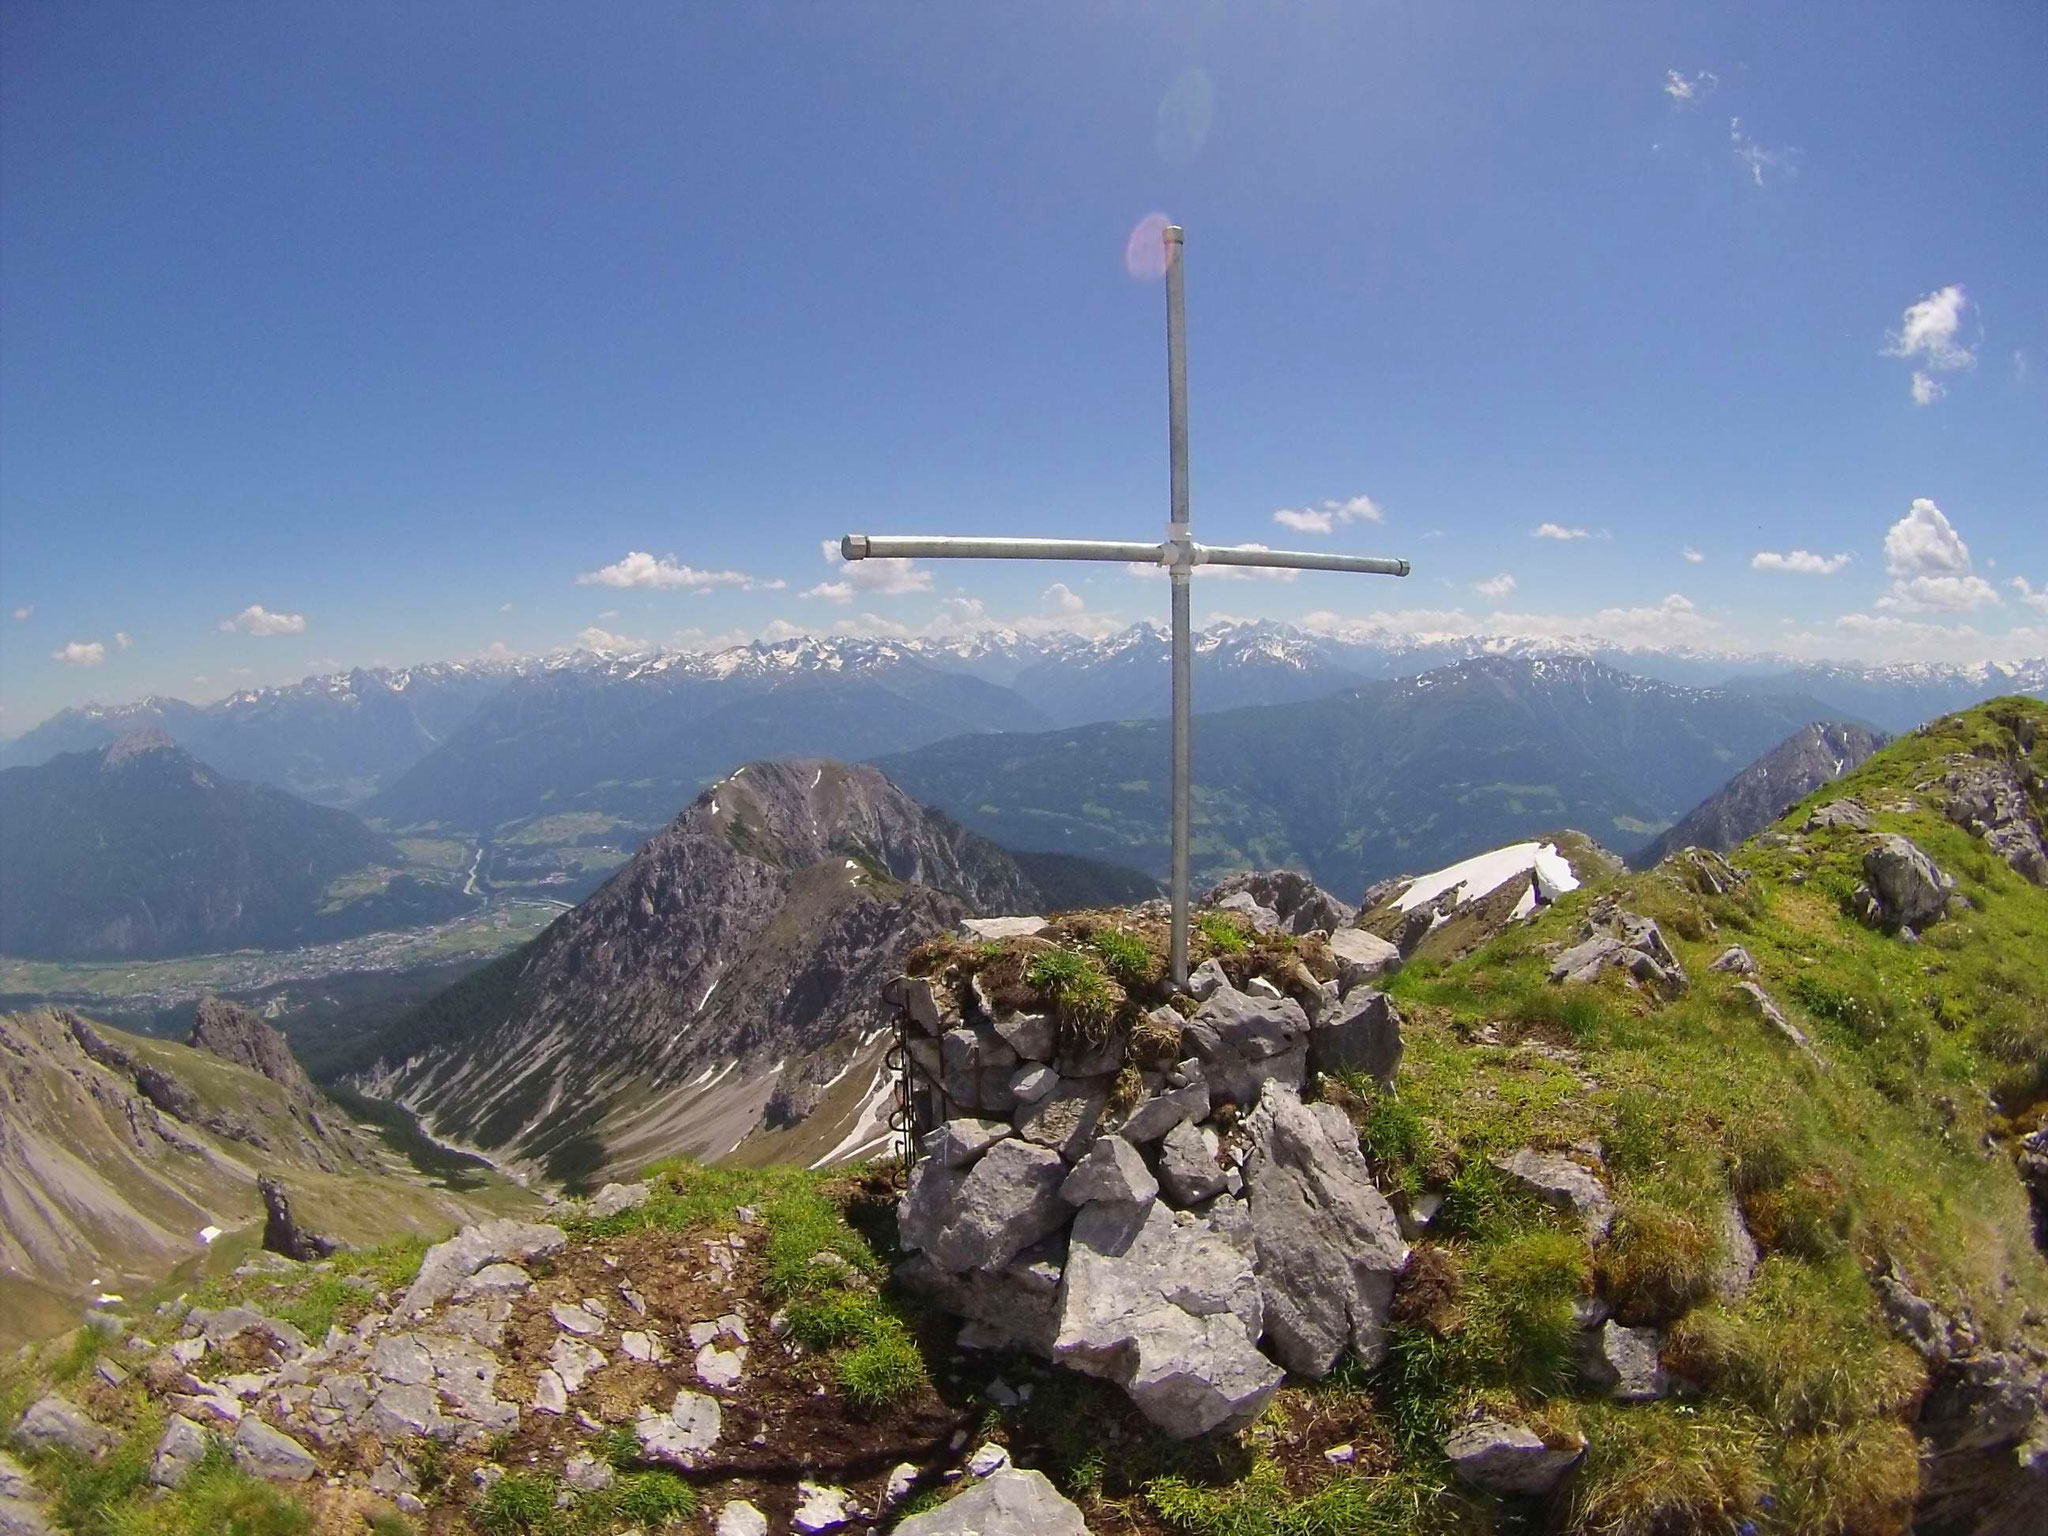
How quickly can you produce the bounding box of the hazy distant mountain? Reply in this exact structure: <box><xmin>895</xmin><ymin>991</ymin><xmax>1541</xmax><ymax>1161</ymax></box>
<box><xmin>1629</xmin><ymin>721</ymin><xmax>1889</xmax><ymax>870</ymax></box>
<box><xmin>365</xmin><ymin>640</ymin><xmax>1055</xmax><ymax>834</ymax></box>
<box><xmin>1723</xmin><ymin>660</ymin><xmax>2048</xmax><ymax>735</ymax></box>
<box><xmin>875</xmin><ymin>656</ymin><xmax>1850</xmax><ymax>898</ymax></box>
<box><xmin>0</xmin><ymin>661</ymin><xmax>523</xmax><ymax>806</ymax></box>
<box><xmin>353</xmin><ymin>760</ymin><xmax>1044</xmax><ymax>1184</ymax></box>
<box><xmin>0</xmin><ymin>730</ymin><xmax>473</xmax><ymax>959</ymax></box>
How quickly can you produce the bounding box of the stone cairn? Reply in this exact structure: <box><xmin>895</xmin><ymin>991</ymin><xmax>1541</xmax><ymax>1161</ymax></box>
<box><xmin>882</xmin><ymin>915</ymin><xmax>1411</xmax><ymax>1440</ymax></box>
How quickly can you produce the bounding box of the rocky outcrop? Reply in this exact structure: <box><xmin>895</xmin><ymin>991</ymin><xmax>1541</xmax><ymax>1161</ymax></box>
<box><xmin>893</xmin><ymin>1468</ymin><xmax>1092</xmax><ymax>1535</ymax></box>
<box><xmin>1241</xmin><ymin>1084</ymin><xmax>1408</xmax><ymax>1376</ymax></box>
<box><xmin>1442</xmin><ymin>1417</ymin><xmax>1585</xmax><ymax>1496</ymax></box>
<box><xmin>1308</xmin><ymin>988</ymin><xmax>1403</xmax><ymax>1088</ymax></box>
<box><xmin>1200</xmin><ymin>871</ymin><xmax>1354</xmax><ymax>937</ymax></box>
<box><xmin>259</xmin><ymin>1177</ymin><xmax>338</xmax><ymax>1262</ymax></box>
<box><xmin>1491</xmin><ymin>1149</ymin><xmax>1617</xmax><ymax>1242</ymax></box>
<box><xmin>1548</xmin><ymin>900</ymin><xmax>1687</xmax><ymax>998</ymax></box>
<box><xmin>190</xmin><ymin>997</ymin><xmax>320</xmax><ymax>1102</ymax></box>
<box><xmin>1855</xmin><ymin>833</ymin><xmax>1955</xmax><ymax>934</ymax></box>
<box><xmin>13</xmin><ymin>1397</ymin><xmax>113</xmax><ymax>1459</ymax></box>
<box><xmin>1941</xmin><ymin>760</ymin><xmax>2048</xmax><ymax>886</ymax></box>
<box><xmin>1875</xmin><ymin>1264</ymin><xmax>2048</xmax><ymax>1535</ymax></box>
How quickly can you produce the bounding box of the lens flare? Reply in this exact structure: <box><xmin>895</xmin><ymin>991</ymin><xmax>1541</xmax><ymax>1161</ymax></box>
<box><xmin>1124</xmin><ymin>212</ymin><xmax>1173</xmax><ymax>280</ymax></box>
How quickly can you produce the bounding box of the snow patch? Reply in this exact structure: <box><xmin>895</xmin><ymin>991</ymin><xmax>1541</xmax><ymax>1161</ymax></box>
<box><xmin>1395</xmin><ymin>841</ymin><xmax>1579</xmax><ymax>913</ymax></box>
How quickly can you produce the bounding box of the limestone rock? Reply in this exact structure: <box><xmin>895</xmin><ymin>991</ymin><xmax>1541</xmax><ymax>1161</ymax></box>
<box><xmin>992</xmin><ymin>1011</ymin><xmax>1055</xmax><ymax>1062</ymax></box>
<box><xmin>258</xmin><ymin>1176</ymin><xmax>337</xmax><ymax>1261</ymax></box>
<box><xmin>1327</xmin><ymin>927</ymin><xmax>1401</xmax><ymax>990</ymax></box>
<box><xmin>1009</xmin><ymin>1064</ymin><xmax>1058</xmax><ymax>1103</ymax></box>
<box><xmin>148</xmin><ymin>1415</ymin><xmax>208</xmax><ymax>1489</ymax></box>
<box><xmin>1712</xmin><ymin>1194</ymin><xmax>1760</xmax><ymax>1302</ymax></box>
<box><xmin>715</xmin><ymin>1502</ymin><xmax>770</xmax><ymax>1536</ymax></box>
<box><xmin>636</xmin><ymin>1389</ymin><xmax>721</xmax><ymax>1469</ymax></box>
<box><xmin>1581</xmin><ymin>1321</ymin><xmax>1666</xmax><ymax>1401</ymax></box>
<box><xmin>0</xmin><ymin>1448</ymin><xmax>50</xmax><ymax>1536</ymax></box>
<box><xmin>1015</xmin><ymin>1080</ymin><xmax>1110</xmax><ymax>1162</ymax></box>
<box><xmin>398</xmin><ymin>1219</ymin><xmax>567</xmax><ymax>1318</ymax></box>
<box><xmin>14</xmin><ymin>1396</ymin><xmax>112</xmax><ymax>1459</ymax></box>
<box><xmin>1187</xmin><ymin>958</ymin><xmax>1229</xmax><ymax>1001</ymax></box>
<box><xmin>1157</xmin><ymin>1121</ymin><xmax>1226</xmax><ymax>1207</ymax></box>
<box><xmin>1855</xmin><ymin>833</ymin><xmax>1955</xmax><ymax>933</ymax></box>
<box><xmin>1061</xmin><ymin>1137</ymin><xmax>1158</xmax><ymax>1207</ymax></box>
<box><xmin>1736</xmin><ymin>980</ymin><xmax>1825</xmax><ymax>1067</ymax></box>
<box><xmin>1805</xmin><ymin>799</ymin><xmax>1873</xmax><ymax>832</ymax></box>
<box><xmin>793</xmin><ymin>1481</ymin><xmax>859</xmax><ymax>1532</ymax></box>
<box><xmin>1548</xmin><ymin>902</ymin><xmax>1687</xmax><ymax>998</ymax></box>
<box><xmin>1308</xmin><ymin>988</ymin><xmax>1404</xmax><ymax>1088</ymax></box>
<box><xmin>917</xmin><ymin>1138</ymin><xmax>1070</xmax><ymax>1274</ymax></box>
<box><xmin>1442</xmin><ymin>1417</ymin><xmax>1585</xmax><ymax>1497</ymax></box>
<box><xmin>1492</xmin><ymin>1149</ymin><xmax>1616</xmax><ymax>1242</ymax></box>
<box><xmin>1054</xmin><ymin>1196</ymin><xmax>1279</xmax><ymax>1438</ymax></box>
<box><xmin>894</xmin><ymin>1468</ymin><xmax>1093</xmax><ymax>1535</ymax></box>
<box><xmin>1120</xmin><ymin>1081</ymin><xmax>1209</xmax><ymax>1144</ymax></box>
<box><xmin>1942</xmin><ymin>760</ymin><xmax>2048</xmax><ymax>885</ymax></box>
<box><xmin>962</xmin><ymin>915</ymin><xmax>1051</xmax><ymax>941</ymax></box>
<box><xmin>924</xmin><ymin>1118</ymin><xmax>1012</xmax><ymax>1168</ymax></box>
<box><xmin>232</xmin><ymin>1417</ymin><xmax>317</xmax><ymax>1481</ymax></box>
<box><xmin>1204</xmin><ymin>871</ymin><xmax>1355</xmax><ymax>936</ymax></box>
<box><xmin>1708</xmin><ymin>945</ymin><xmax>1757</xmax><ymax>974</ymax></box>
<box><xmin>897</xmin><ymin>1241</ymin><xmax>1066</xmax><ymax>1357</ymax></box>
<box><xmin>1242</xmin><ymin>1082</ymin><xmax>1409</xmax><ymax>1375</ymax></box>
<box><xmin>587</xmin><ymin>1180</ymin><xmax>653</xmax><ymax>1218</ymax></box>
<box><xmin>1182</xmin><ymin>984</ymin><xmax>1308</xmax><ymax>1109</ymax></box>
<box><xmin>1215</xmin><ymin>891</ymin><xmax>1281</xmax><ymax>933</ymax></box>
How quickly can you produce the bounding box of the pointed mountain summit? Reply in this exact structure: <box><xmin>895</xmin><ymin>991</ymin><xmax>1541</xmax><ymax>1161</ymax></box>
<box><xmin>355</xmin><ymin>760</ymin><xmax>1048</xmax><ymax>1184</ymax></box>
<box><xmin>1631</xmin><ymin>720</ymin><xmax>1889</xmax><ymax>869</ymax></box>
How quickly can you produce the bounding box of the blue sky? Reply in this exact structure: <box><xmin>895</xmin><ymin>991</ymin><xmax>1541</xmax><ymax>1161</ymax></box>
<box><xmin>2</xmin><ymin>1</ymin><xmax>2043</xmax><ymax>729</ymax></box>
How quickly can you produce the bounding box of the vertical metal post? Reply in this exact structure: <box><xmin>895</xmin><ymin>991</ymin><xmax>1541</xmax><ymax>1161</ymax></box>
<box><xmin>1164</xmin><ymin>225</ymin><xmax>1192</xmax><ymax>991</ymax></box>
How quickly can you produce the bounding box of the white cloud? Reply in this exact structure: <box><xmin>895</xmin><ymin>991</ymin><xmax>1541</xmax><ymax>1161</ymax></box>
<box><xmin>1302</xmin><ymin>592</ymin><xmax>1721</xmax><ymax>651</ymax></box>
<box><xmin>1682</xmin><ymin>546</ymin><xmax>1705</xmax><ymax>564</ymax></box>
<box><xmin>1874</xmin><ymin>498</ymin><xmax>2001</xmax><ymax>612</ymax></box>
<box><xmin>576</xmin><ymin>625</ymin><xmax>647</xmax><ymax>652</ymax></box>
<box><xmin>1531</xmin><ymin>523</ymin><xmax>1590</xmax><ymax>541</ymax></box>
<box><xmin>1663</xmin><ymin>69</ymin><xmax>1717</xmax><ymax>104</ymax></box>
<box><xmin>1271</xmin><ymin>495</ymin><xmax>1383</xmax><ymax>535</ymax></box>
<box><xmin>759</xmin><ymin>619</ymin><xmax>805</xmax><ymax>642</ymax></box>
<box><xmin>802</xmin><ymin>538</ymin><xmax>934</xmax><ymax>602</ymax></box>
<box><xmin>1043</xmin><ymin>582</ymin><xmax>1086</xmax><ymax>614</ymax></box>
<box><xmin>577</xmin><ymin>550</ymin><xmax>780</xmax><ymax>592</ymax></box>
<box><xmin>498</xmin><ymin>601</ymin><xmax>515</xmax><ymax>613</ymax></box>
<box><xmin>219</xmin><ymin>604</ymin><xmax>307</xmax><ymax>636</ymax></box>
<box><xmin>10</xmin><ymin>605</ymin><xmax>29</xmax><ymax>622</ymax></box>
<box><xmin>115</xmin><ymin>631</ymin><xmax>131</xmax><ymax>649</ymax></box>
<box><xmin>2011</xmin><ymin>577</ymin><xmax>2048</xmax><ymax>615</ymax></box>
<box><xmin>1909</xmin><ymin>371</ymin><xmax>1945</xmax><ymax>406</ymax></box>
<box><xmin>480</xmin><ymin>640</ymin><xmax>515</xmax><ymax>660</ymax></box>
<box><xmin>1474</xmin><ymin>573</ymin><xmax>1517</xmax><ymax>598</ymax></box>
<box><xmin>1729</xmin><ymin>118</ymin><xmax>1795</xmax><ymax>186</ymax></box>
<box><xmin>1885</xmin><ymin>285</ymin><xmax>1975</xmax><ymax>373</ymax></box>
<box><xmin>1751</xmin><ymin>549</ymin><xmax>1852</xmax><ymax>576</ymax></box>
<box><xmin>52</xmin><ymin>640</ymin><xmax>107</xmax><ymax>667</ymax></box>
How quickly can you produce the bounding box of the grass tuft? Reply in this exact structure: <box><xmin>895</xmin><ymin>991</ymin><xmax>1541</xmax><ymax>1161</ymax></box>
<box><xmin>471</xmin><ymin>1470</ymin><xmax>561</xmax><ymax>1535</ymax></box>
<box><xmin>1598</xmin><ymin>1201</ymin><xmax>1718</xmax><ymax>1325</ymax></box>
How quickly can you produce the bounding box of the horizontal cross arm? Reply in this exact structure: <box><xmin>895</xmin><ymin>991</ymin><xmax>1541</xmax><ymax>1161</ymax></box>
<box><xmin>842</xmin><ymin>533</ymin><xmax>1410</xmax><ymax>578</ymax></box>
<box><xmin>841</xmin><ymin>534</ymin><xmax>1161</xmax><ymax>564</ymax></box>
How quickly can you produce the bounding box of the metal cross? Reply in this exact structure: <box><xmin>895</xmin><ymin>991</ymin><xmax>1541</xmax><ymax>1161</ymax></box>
<box><xmin>842</xmin><ymin>225</ymin><xmax>1410</xmax><ymax>988</ymax></box>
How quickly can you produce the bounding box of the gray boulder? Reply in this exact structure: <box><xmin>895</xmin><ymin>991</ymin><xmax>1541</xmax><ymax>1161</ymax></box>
<box><xmin>897</xmin><ymin>1240</ymin><xmax>1066</xmax><ymax>1357</ymax></box>
<box><xmin>1119</xmin><ymin>1081</ymin><xmax>1210</xmax><ymax>1144</ymax></box>
<box><xmin>587</xmin><ymin>1180</ymin><xmax>653</xmax><ymax>1218</ymax></box>
<box><xmin>923</xmin><ymin>1118</ymin><xmax>1012</xmax><ymax>1169</ymax></box>
<box><xmin>1943</xmin><ymin>761</ymin><xmax>2048</xmax><ymax>885</ymax></box>
<box><xmin>993</xmin><ymin>1012</ymin><xmax>1055</xmax><ymax>1062</ymax></box>
<box><xmin>1707</xmin><ymin>945</ymin><xmax>1757</xmax><ymax>974</ymax></box>
<box><xmin>894</xmin><ymin>1468</ymin><xmax>1092</xmax><ymax>1535</ymax></box>
<box><xmin>13</xmin><ymin>1396</ymin><xmax>112</xmax><ymax>1459</ymax></box>
<box><xmin>1491</xmin><ymin>1148</ymin><xmax>1616</xmax><ymax>1242</ymax></box>
<box><xmin>1214</xmin><ymin>891</ymin><xmax>1281</xmax><ymax>933</ymax></box>
<box><xmin>1061</xmin><ymin>1137</ymin><xmax>1157</xmax><ymax>1207</ymax></box>
<box><xmin>149</xmin><ymin>1415</ymin><xmax>209</xmax><ymax>1488</ymax></box>
<box><xmin>1203</xmin><ymin>871</ymin><xmax>1355</xmax><ymax>936</ymax></box>
<box><xmin>1157</xmin><ymin>1121</ymin><xmax>1226</xmax><ymax>1207</ymax></box>
<box><xmin>1581</xmin><ymin>1321</ymin><xmax>1667</xmax><ymax>1401</ymax></box>
<box><xmin>1856</xmin><ymin>833</ymin><xmax>1956</xmax><ymax>932</ymax></box>
<box><xmin>916</xmin><ymin>1138</ymin><xmax>1070</xmax><ymax>1274</ymax></box>
<box><xmin>1182</xmin><ymin>985</ymin><xmax>1309</xmax><ymax>1109</ymax></box>
<box><xmin>398</xmin><ymin>1219</ymin><xmax>567</xmax><ymax>1318</ymax></box>
<box><xmin>1015</xmin><ymin>1079</ymin><xmax>1110</xmax><ymax>1161</ymax></box>
<box><xmin>1309</xmin><ymin>989</ymin><xmax>1403</xmax><ymax>1088</ymax></box>
<box><xmin>1442</xmin><ymin>1417</ymin><xmax>1585</xmax><ymax>1496</ymax></box>
<box><xmin>1241</xmin><ymin>1082</ymin><xmax>1409</xmax><ymax>1376</ymax></box>
<box><xmin>1712</xmin><ymin>1195</ymin><xmax>1760</xmax><ymax>1302</ymax></box>
<box><xmin>1187</xmin><ymin>958</ymin><xmax>1230</xmax><ymax>1001</ymax></box>
<box><xmin>1327</xmin><ymin>927</ymin><xmax>1401</xmax><ymax>990</ymax></box>
<box><xmin>1804</xmin><ymin>799</ymin><xmax>1873</xmax><ymax>832</ymax></box>
<box><xmin>232</xmin><ymin>1417</ymin><xmax>317</xmax><ymax>1481</ymax></box>
<box><xmin>1548</xmin><ymin>902</ymin><xmax>1687</xmax><ymax>999</ymax></box>
<box><xmin>0</xmin><ymin>1451</ymin><xmax>50</xmax><ymax>1536</ymax></box>
<box><xmin>1054</xmin><ymin>1197</ymin><xmax>1280</xmax><ymax>1438</ymax></box>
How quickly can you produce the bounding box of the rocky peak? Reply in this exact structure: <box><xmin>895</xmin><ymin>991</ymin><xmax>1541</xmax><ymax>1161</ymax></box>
<box><xmin>100</xmin><ymin>724</ymin><xmax>182</xmax><ymax>771</ymax></box>
<box><xmin>190</xmin><ymin>996</ymin><xmax>318</xmax><ymax>1103</ymax></box>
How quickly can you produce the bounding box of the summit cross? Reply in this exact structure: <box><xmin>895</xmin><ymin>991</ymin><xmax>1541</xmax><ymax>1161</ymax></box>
<box><xmin>841</xmin><ymin>225</ymin><xmax>1410</xmax><ymax>988</ymax></box>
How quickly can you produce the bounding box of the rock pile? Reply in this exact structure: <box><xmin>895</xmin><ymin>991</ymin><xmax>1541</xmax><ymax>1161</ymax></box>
<box><xmin>1547</xmin><ymin>898</ymin><xmax>1687</xmax><ymax>998</ymax></box>
<box><xmin>1940</xmin><ymin>759</ymin><xmax>2048</xmax><ymax>886</ymax></box>
<box><xmin>892</xmin><ymin>950</ymin><xmax>1412</xmax><ymax>1439</ymax></box>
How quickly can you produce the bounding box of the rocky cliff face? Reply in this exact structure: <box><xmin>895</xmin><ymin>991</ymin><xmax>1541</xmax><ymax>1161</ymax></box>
<box><xmin>358</xmin><ymin>761</ymin><xmax>1042</xmax><ymax>1185</ymax></box>
<box><xmin>1631</xmin><ymin>719</ymin><xmax>1887</xmax><ymax>869</ymax></box>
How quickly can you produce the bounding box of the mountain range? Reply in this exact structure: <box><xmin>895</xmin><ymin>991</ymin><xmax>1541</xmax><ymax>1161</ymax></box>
<box><xmin>0</xmin><ymin>730</ymin><xmax>474</xmax><ymax>959</ymax></box>
<box><xmin>6</xmin><ymin>625</ymin><xmax>2042</xmax><ymax>829</ymax></box>
<box><xmin>1630</xmin><ymin>720</ymin><xmax>1889</xmax><ymax>869</ymax></box>
<box><xmin>874</xmin><ymin>655</ymin><xmax>1856</xmax><ymax>896</ymax></box>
